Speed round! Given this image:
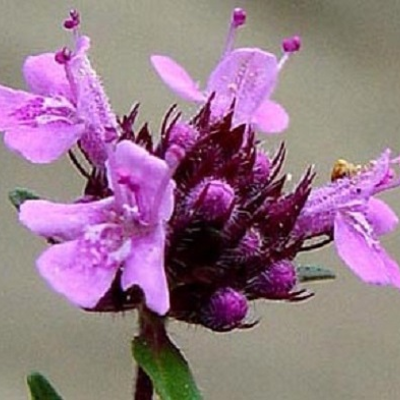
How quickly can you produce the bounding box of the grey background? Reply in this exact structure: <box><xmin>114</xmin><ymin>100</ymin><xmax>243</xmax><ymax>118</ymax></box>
<box><xmin>1</xmin><ymin>1</ymin><xmax>400</xmax><ymax>399</ymax></box>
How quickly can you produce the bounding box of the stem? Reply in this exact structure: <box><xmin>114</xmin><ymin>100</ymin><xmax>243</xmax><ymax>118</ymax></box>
<box><xmin>133</xmin><ymin>308</ymin><xmax>167</xmax><ymax>400</ymax></box>
<box><xmin>134</xmin><ymin>367</ymin><xmax>153</xmax><ymax>400</ymax></box>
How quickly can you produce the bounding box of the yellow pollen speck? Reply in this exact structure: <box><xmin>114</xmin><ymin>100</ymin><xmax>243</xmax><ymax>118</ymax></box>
<box><xmin>330</xmin><ymin>159</ymin><xmax>361</xmax><ymax>181</ymax></box>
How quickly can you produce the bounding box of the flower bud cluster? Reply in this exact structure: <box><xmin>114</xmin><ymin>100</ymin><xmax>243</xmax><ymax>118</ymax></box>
<box><xmin>156</xmin><ymin>104</ymin><xmax>315</xmax><ymax>331</ymax></box>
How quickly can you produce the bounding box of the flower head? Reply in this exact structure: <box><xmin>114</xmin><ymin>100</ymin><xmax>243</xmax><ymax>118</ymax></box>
<box><xmin>0</xmin><ymin>10</ymin><xmax>117</xmax><ymax>165</ymax></box>
<box><xmin>151</xmin><ymin>8</ymin><xmax>300</xmax><ymax>134</ymax></box>
<box><xmin>148</xmin><ymin>103</ymin><xmax>315</xmax><ymax>331</ymax></box>
<box><xmin>10</xmin><ymin>7</ymin><xmax>400</xmax><ymax>335</ymax></box>
<box><xmin>19</xmin><ymin>140</ymin><xmax>175</xmax><ymax>315</ymax></box>
<box><xmin>293</xmin><ymin>150</ymin><xmax>400</xmax><ymax>288</ymax></box>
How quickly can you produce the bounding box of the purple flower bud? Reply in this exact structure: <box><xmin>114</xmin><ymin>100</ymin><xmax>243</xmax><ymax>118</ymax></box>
<box><xmin>165</xmin><ymin>144</ymin><xmax>186</xmax><ymax>168</ymax></box>
<box><xmin>232</xmin><ymin>8</ymin><xmax>246</xmax><ymax>28</ymax></box>
<box><xmin>250</xmin><ymin>260</ymin><xmax>297</xmax><ymax>299</ymax></box>
<box><xmin>189</xmin><ymin>179</ymin><xmax>235</xmax><ymax>223</ymax></box>
<box><xmin>201</xmin><ymin>287</ymin><xmax>248</xmax><ymax>332</ymax></box>
<box><xmin>168</xmin><ymin>122</ymin><xmax>197</xmax><ymax>149</ymax></box>
<box><xmin>165</xmin><ymin>122</ymin><xmax>198</xmax><ymax>167</ymax></box>
<box><xmin>282</xmin><ymin>35</ymin><xmax>301</xmax><ymax>53</ymax></box>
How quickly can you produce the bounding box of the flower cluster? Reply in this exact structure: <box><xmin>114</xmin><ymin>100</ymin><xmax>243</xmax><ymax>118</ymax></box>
<box><xmin>2</xmin><ymin>9</ymin><xmax>400</xmax><ymax>332</ymax></box>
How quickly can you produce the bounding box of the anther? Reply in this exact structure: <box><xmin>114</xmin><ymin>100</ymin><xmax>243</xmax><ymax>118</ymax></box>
<box><xmin>282</xmin><ymin>35</ymin><xmax>301</xmax><ymax>53</ymax></box>
<box><xmin>223</xmin><ymin>8</ymin><xmax>247</xmax><ymax>57</ymax></box>
<box><xmin>54</xmin><ymin>47</ymin><xmax>72</xmax><ymax>64</ymax></box>
<box><xmin>232</xmin><ymin>8</ymin><xmax>246</xmax><ymax>28</ymax></box>
<box><xmin>278</xmin><ymin>35</ymin><xmax>301</xmax><ymax>70</ymax></box>
<box><xmin>63</xmin><ymin>9</ymin><xmax>80</xmax><ymax>30</ymax></box>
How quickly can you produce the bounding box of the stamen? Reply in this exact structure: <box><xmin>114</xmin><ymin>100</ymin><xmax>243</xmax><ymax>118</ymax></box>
<box><xmin>282</xmin><ymin>35</ymin><xmax>301</xmax><ymax>53</ymax></box>
<box><xmin>54</xmin><ymin>47</ymin><xmax>72</xmax><ymax>64</ymax></box>
<box><xmin>116</xmin><ymin>167</ymin><xmax>137</xmax><ymax>192</ymax></box>
<box><xmin>232</xmin><ymin>8</ymin><xmax>246</xmax><ymax>28</ymax></box>
<box><xmin>63</xmin><ymin>9</ymin><xmax>80</xmax><ymax>30</ymax></box>
<box><xmin>278</xmin><ymin>35</ymin><xmax>302</xmax><ymax>71</ymax></box>
<box><xmin>114</xmin><ymin>167</ymin><xmax>145</xmax><ymax>223</ymax></box>
<box><xmin>222</xmin><ymin>8</ymin><xmax>247</xmax><ymax>58</ymax></box>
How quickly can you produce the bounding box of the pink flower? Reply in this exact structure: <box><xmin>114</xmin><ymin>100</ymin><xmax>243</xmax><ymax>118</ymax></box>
<box><xmin>293</xmin><ymin>150</ymin><xmax>400</xmax><ymax>288</ymax></box>
<box><xmin>151</xmin><ymin>8</ymin><xmax>300</xmax><ymax>134</ymax></box>
<box><xmin>0</xmin><ymin>11</ymin><xmax>117</xmax><ymax>164</ymax></box>
<box><xmin>19</xmin><ymin>140</ymin><xmax>175</xmax><ymax>315</ymax></box>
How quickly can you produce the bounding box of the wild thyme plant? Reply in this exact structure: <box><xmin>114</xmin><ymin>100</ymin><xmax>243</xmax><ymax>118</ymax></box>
<box><xmin>2</xmin><ymin>8</ymin><xmax>400</xmax><ymax>400</ymax></box>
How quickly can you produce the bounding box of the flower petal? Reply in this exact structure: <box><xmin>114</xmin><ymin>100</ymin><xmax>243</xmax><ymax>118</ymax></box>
<box><xmin>37</xmin><ymin>239</ymin><xmax>119</xmax><ymax>309</ymax></box>
<box><xmin>67</xmin><ymin>35</ymin><xmax>117</xmax><ymax>165</ymax></box>
<box><xmin>334</xmin><ymin>210</ymin><xmax>400</xmax><ymax>288</ymax></box>
<box><xmin>113</xmin><ymin>140</ymin><xmax>175</xmax><ymax>222</ymax></box>
<box><xmin>5</xmin><ymin>124</ymin><xmax>83</xmax><ymax>163</ymax></box>
<box><xmin>151</xmin><ymin>55</ymin><xmax>205</xmax><ymax>102</ymax></box>
<box><xmin>367</xmin><ymin>197</ymin><xmax>399</xmax><ymax>236</ymax></box>
<box><xmin>251</xmin><ymin>99</ymin><xmax>289</xmax><ymax>134</ymax></box>
<box><xmin>23</xmin><ymin>53</ymin><xmax>72</xmax><ymax>100</ymax></box>
<box><xmin>20</xmin><ymin>198</ymin><xmax>114</xmax><ymax>241</ymax></box>
<box><xmin>121</xmin><ymin>225</ymin><xmax>169</xmax><ymax>315</ymax></box>
<box><xmin>0</xmin><ymin>86</ymin><xmax>82</xmax><ymax>162</ymax></box>
<box><xmin>206</xmin><ymin>49</ymin><xmax>278</xmax><ymax>121</ymax></box>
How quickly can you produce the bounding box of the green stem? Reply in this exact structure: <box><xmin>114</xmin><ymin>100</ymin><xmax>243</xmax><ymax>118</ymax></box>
<box><xmin>133</xmin><ymin>308</ymin><xmax>167</xmax><ymax>400</ymax></box>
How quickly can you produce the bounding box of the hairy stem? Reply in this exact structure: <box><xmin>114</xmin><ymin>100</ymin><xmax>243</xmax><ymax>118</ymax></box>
<box><xmin>133</xmin><ymin>308</ymin><xmax>167</xmax><ymax>400</ymax></box>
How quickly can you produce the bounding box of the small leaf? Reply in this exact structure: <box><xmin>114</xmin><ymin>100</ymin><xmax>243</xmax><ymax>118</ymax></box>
<box><xmin>133</xmin><ymin>335</ymin><xmax>202</xmax><ymax>400</ymax></box>
<box><xmin>9</xmin><ymin>187</ymin><xmax>40</xmax><ymax>210</ymax></box>
<box><xmin>26</xmin><ymin>372</ymin><xmax>63</xmax><ymax>400</ymax></box>
<box><xmin>297</xmin><ymin>264</ymin><xmax>336</xmax><ymax>283</ymax></box>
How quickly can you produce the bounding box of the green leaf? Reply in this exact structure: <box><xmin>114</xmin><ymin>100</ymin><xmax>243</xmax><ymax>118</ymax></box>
<box><xmin>297</xmin><ymin>264</ymin><xmax>336</xmax><ymax>283</ymax></box>
<box><xmin>9</xmin><ymin>187</ymin><xmax>40</xmax><ymax>210</ymax></box>
<box><xmin>26</xmin><ymin>372</ymin><xmax>63</xmax><ymax>400</ymax></box>
<box><xmin>133</xmin><ymin>335</ymin><xmax>202</xmax><ymax>400</ymax></box>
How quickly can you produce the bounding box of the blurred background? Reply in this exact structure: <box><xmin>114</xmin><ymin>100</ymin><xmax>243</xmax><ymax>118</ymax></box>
<box><xmin>1</xmin><ymin>1</ymin><xmax>400</xmax><ymax>399</ymax></box>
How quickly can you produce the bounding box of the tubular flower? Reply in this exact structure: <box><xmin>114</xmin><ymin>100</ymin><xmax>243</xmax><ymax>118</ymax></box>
<box><xmin>19</xmin><ymin>140</ymin><xmax>175</xmax><ymax>315</ymax></box>
<box><xmin>0</xmin><ymin>10</ymin><xmax>117</xmax><ymax>165</ymax></box>
<box><xmin>151</xmin><ymin>8</ymin><xmax>300</xmax><ymax>134</ymax></box>
<box><xmin>292</xmin><ymin>150</ymin><xmax>400</xmax><ymax>288</ymax></box>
